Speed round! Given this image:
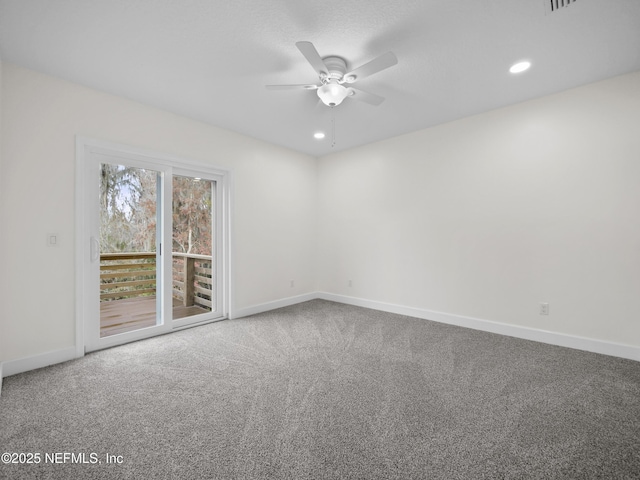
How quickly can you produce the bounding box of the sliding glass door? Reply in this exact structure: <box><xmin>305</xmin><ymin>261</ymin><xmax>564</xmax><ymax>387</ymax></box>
<box><xmin>171</xmin><ymin>174</ymin><xmax>218</xmax><ymax>327</ymax></box>
<box><xmin>79</xmin><ymin>142</ymin><xmax>227</xmax><ymax>353</ymax></box>
<box><xmin>99</xmin><ymin>163</ymin><xmax>163</xmax><ymax>338</ymax></box>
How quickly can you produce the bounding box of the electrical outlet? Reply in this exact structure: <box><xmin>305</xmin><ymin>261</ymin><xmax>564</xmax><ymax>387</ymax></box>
<box><xmin>539</xmin><ymin>302</ymin><xmax>549</xmax><ymax>315</ymax></box>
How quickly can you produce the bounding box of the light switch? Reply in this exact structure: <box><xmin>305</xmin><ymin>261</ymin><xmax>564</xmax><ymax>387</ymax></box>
<box><xmin>47</xmin><ymin>233</ymin><xmax>59</xmax><ymax>247</ymax></box>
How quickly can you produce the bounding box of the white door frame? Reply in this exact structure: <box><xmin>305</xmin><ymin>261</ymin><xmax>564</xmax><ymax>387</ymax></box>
<box><xmin>75</xmin><ymin>137</ymin><xmax>232</xmax><ymax>355</ymax></box>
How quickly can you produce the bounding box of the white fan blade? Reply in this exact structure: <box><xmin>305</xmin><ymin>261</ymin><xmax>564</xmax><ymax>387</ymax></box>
<box><xmin>347</xmin><ymin>88</ymin><xmax>385</xmax><ymax>106</ymax></box>
<box><xmin>343</xmin><ymin>52</ymin><xmax>397</xmax><ymax>83</ymax></box>
<box><xmin>296</xmin><ymin>41</ymin><xmax>329</xmax><ymax>78</ymax></box>
<box><xmin>266</xmin><ymin>84</ymin><xmax>319</xmax><ymax>90</ymax></box>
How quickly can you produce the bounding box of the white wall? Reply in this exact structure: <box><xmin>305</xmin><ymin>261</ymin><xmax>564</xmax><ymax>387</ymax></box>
<box><xmin>0</xmin><ymin>63</ymin><xmax>317</xmax><ymax>362</ymax></box>
<box><xmin>0</xmin><ymin>58</ymin><xmax>5</xmax><ymax>370</ymax></box>
<box><xmin>318</xmin><ymin>71</ymin><xmax>640</xmax><ymax>348</ymax></box>
<box><xmin>2</xmin><ymin>62</ymin><xmax>639</xmax><ymax>371</ymax></box>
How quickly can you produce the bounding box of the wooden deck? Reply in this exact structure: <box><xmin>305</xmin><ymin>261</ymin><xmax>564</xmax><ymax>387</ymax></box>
<box><xmin>100</xmin><ymin>296</ymin><xmax>209</xmax><ymax>337</ymax></box>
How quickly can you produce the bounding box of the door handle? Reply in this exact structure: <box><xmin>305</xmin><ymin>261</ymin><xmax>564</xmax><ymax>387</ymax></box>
<box><xmin>90</xmin><ymin>237</ymin><xmax>100</xmax><ymax>262</ymax></box>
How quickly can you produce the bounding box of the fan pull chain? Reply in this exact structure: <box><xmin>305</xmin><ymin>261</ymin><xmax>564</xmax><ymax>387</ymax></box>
<box><xmin>331</xmin><ymin>107</ymin><xmax>336</xmax><ymax>148</ymax></box>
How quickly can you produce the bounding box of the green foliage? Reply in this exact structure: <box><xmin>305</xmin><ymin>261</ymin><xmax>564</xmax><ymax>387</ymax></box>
<box><xmin>100</xmin><ymin>165</ymin><xmax>213</xmax><ymax>255</ymax></box>
<box><xmin>172</xmin><ymin>176</ymin><xmax>213</xmax><ymax>255</ymax></box>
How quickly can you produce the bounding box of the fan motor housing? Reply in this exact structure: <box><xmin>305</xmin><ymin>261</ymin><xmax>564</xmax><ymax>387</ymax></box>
<box><xmin>322</xmin><ymin>56</ymin><xmax>347</xmax><ymax>80</ymax></box>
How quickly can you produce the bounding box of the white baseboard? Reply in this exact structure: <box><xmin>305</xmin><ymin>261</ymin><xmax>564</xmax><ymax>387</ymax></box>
<box><xmin>1</xmin><ymin>347</ymin><xmax>79</xmax><ymax>378</ymax></box>
<box><xmin>318</xmin><ymin>292</ymin><xmax>640</xmax><ymax>362</ymax></box>
<box><xmin>0</xmin><ymin>293</ymin><xmax>315</xmax><ymax>382</ymax></box>
<box><xmin>230</xmin><ymin>292</ymin><xmax>318</xmax><ymax>320</ymax></box>
<box><xmin>2</xmin><ymin>292</ymin><xmax>636</xmax><ymax>386</ymax></box>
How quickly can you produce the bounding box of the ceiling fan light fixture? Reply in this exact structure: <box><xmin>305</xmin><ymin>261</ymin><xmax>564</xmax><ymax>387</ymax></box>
<box><xmin>266</xmin><ymin>42</ymin><xmax>396</xmax><ymax>108</ymax></box>
<box><xmin>317</xmin><ymin>81</ymin><xmax>349</xmax><ymax>106</ymax></box>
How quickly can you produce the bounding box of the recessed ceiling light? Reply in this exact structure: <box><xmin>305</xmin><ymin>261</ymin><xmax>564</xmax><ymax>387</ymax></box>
<box><xmin>509</xmin><ymin>61</ymin><xmax>531</xmax><ymax>74</ymax></box>
<box><xmin>313</xmin><ymin>132</ymin><xmax>325</xmax><ymax>140</ymax></box>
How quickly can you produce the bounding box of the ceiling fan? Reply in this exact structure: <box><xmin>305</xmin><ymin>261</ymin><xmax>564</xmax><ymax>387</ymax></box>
<box><xmin>266</xmin><ymin>41</ymin><xmax>398</xmax><ymax>107</ymax></box>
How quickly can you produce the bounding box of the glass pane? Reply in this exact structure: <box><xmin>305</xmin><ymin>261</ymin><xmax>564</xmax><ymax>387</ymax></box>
<box><xmin>172</xmin><ymin>175</ymin><xmax>214</xmax><ymax>319</ymax></box>
<box><xmin>99</xmin><ymin>164</ymin><xmax>160</xmax><ymax>337</ymax></box>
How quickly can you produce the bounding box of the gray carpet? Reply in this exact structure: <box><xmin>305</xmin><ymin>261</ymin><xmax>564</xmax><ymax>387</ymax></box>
<box><xmin>1</xmin><ymin>299</ymin><xmax>639</xmax><ymax>479</ymax></box>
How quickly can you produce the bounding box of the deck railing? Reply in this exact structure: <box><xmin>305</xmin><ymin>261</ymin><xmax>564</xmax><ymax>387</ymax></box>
<box><xmin>171</xmin><ymin>252</ymin><xmax>213</xmax><ymax>311</ymax></box>
<box><xmin>100</xmin><ymin>252</ymin><xmax>213</xmax><ymax>311</ymax></box>
<box><xmin>100</xmin><ymin>253</ymin><xmax>156</xmax><ymax>300</ymax></box>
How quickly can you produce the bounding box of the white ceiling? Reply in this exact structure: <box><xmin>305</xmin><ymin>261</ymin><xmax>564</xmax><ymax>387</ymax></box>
<box><xmin>1</xmin><ymin>0</ymin><xmax>639</xmax><ymax>156</ymax></box>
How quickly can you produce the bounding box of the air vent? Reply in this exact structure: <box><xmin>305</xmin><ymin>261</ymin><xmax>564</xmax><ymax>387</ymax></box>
<box><xmin>548</xmin><ymin>0</ymin><xmax>577</xmax><ymax>12</ymax></box>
